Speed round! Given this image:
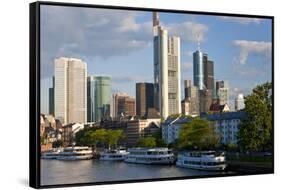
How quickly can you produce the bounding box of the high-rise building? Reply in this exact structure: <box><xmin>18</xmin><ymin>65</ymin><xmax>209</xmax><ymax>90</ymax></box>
<box><xmin>168</xmin><ymin>36</ymin><xmax>181</xmax><ymax>115</ymax></box>
<box><xmin>203</xmin><ymin>55</ymin><xmax>214</xmax><ymax>91</ymax></box>
<box><xmin>136</xmin><ymin>83</ymin><xmax>154</xmax><ymax>116</ymax></box>
<box><xmin>94</xmin><ymin>76</ymin><xmax>111</xmax><ymax>122</ymax></box>
<box><xmin>54</xmin><ymin>57</ymin><xmax>87</xmax><ymax>124</ymax></box>
<box><xmin>193</xmin><ymin>50</ymin><xmax>204</xmax><ymax>90</ymax></box>
<box><xmin>48</xmin><ymin>76</ymin><xmax>55</xmax><ymax>115</ymax></box>
<box><xmin>87</xmin><ymin>76</ymin><xmax>95</xmax><ymax>122</ymax></box>
<box><xmin>216</xmin><ymin>80</ymin><xmax>229</xmax><ymax>106</ymax></box>
<box><xmin>181</xmin><ymin>83</ymin><xmax>199</xmax><ymax>116</ymax></box>
<box><xmin>117</xmin><ymin>96</ymin><xmax>136</xmax><ymax>117</ymax></box>
<box><xmin>199</xmin><ymin>89</ymin><xmax>213</xmax><ymax>113</ymax></box>
<box><xmin>193</xmin><ymin>46</ymin><xmax>215</xmax><ymax>113</ymax></box>
<box><xmin>153</xmin><ymin>12</ymin><xmax>181</xmax><ymax>119</ymax></box>
<box><xmin>235</xmin><ymin>93</ymin><xmax>245</xmax><ymax>111</ymax></box>
<box><xmin>184</xmin><ymin>80</ymin><xmax>191</xmax><ymax>98</ymax></box>
<box><xmin>112</xmin><ymin>92</ymin><xmax>136</xmax><ymax>118</ymax></box>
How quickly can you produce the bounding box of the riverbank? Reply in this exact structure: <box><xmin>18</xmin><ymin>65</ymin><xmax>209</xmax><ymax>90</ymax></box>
<box><xmin>226</xmin><ymin>153</ymin><xmax>273</xmax><ymax>174</ymax></box>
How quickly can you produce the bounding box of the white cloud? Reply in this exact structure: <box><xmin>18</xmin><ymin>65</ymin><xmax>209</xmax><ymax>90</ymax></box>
<box><xmin>220</xmin><ymin>16</ymin><xmax>262</xmax><ymax>25</ymax></box>
<box><xmin>165</xmin><ymin>21</ymin><xmax>208</xmax><ymax>42</ymax></box>
<box><xmin>41</xmin><ymin>6</ymin><xmax>152</xmax><ymax>78</ymax></box>
<box><xmin>233</xmin><ymin>40</ymin><xmax>272</xmax><ymax>65</ymax></box>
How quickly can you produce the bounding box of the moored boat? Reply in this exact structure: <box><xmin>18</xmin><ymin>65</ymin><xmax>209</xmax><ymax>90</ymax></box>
<box><xmin>124</xmin><ymin>148</ymin><xmax>174</xmax><ymax>164</ymax></box>
<box><xmin>57</xmin><ymin>146</ymin><xmax>93</xmax><ymax>160</ymax></box>
<box><xmin>176</xmin><ymin>151</ymin><xmax>226</xmax><ymax>171</ymax></box>
<box><xmin>100</xmin><ymin>149</ymin><xmax>129</xmax><ymax>161</ymax></box>
<box><xmin>41</xmin><ymin>148</ymin><xmax>63</xmax><ymax>159</ymax></box>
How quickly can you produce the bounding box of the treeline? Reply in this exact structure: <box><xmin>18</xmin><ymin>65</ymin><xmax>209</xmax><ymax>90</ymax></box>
<box><xmin>75</xmin><ymin>128</ymin><xmax>125</xmax><ymax>149</ymax></box>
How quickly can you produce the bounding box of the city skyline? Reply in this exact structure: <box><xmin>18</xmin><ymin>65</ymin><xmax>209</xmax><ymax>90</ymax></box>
<box><xmin>40</xmin><ymin>5</ymin><xmax>272</xmax><ymax>113</ymax></box>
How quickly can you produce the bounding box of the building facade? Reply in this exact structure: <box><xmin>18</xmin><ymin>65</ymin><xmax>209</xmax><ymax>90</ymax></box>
<box><xmin>193</xmin><ymin>50</ymin><xmax>204</xmax><ymax>90</ymax></box>
<box><xmin>54</xmin><ymin>57</ymin><xmax>87</xmax><ymax>124</ymax></box>
<box><xmin>153</xmin><ymin>12</ymin><xmax>181</xmax><ymax>119</ymax></box>
<box><xmin>162</xmin><ymin>112</ymin><xmax>246</xmax><ymax>145</ymax></box>
<box><xmin>215</xmin><ymin>80</ymin><xmax>229</xmax><ymax>105</ymax></box>
<box><xmin>87</xmin><ymin>76</ymin><xmax>95</xmax><ymax>122</ymax></box>
<box><xmin>62</xmin><ymin>123</ymin><xmax>84</xmax><ymax>146</ymax></box>
<box><xmin>162</xmin><ymin>116</ymin><xmax>192</xmax><ymax>144</ymax></box>
<box><xmin>126</xmin><ymin>118</ymin><xmax>161</xmax><ymax>147</ymax></box>
<box><xmin>181</xmin><ymin>84</ymin><xmax>199</xmax><ymax>116</ymax></box>
<box><xmin>168</xmin><ymin>36</ymin><xmax>181</xmax><ymax>115</ymax></box>
<box><xmin>136</xmin><ymin>83</ymin><xmax>154</xmax><ymax>117</ymax></box>
<box><xmin>206</xmin><ymin>112</ymin><xmax>246</xmax><ymax>145</ymax></box>
<box><xmin>117</xmin><ymin>95</ymin><xmax>136</xmax><ymax>117</ymax></box>
<box><xmin>49</xmin><ymin>77</ymin><xmax>55</xmax><ymax>115</ymax></box>
<box><xmin>112</xmin><ymin>92</ymin><xmax>136</xmax><ymax>118</ymax></box>
<box><xmin>94</xmin><ymin>76</ymin><xmax>111</xmax><ymax>122</ymax></box>
<box><xmin>235</xmin><ymin>93</ymin><xmax>245</xmax><ymax>111</ymax></box>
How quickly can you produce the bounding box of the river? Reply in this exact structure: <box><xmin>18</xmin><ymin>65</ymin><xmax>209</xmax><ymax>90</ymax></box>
<box><xmin>41</xmin><ymin>159</ymin><xmax>233</xmax><ymax>186</ymax></box>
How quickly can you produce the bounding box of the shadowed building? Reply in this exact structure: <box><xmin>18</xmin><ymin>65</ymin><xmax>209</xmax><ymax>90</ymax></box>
<box><xmin>136</xmin><ymin>83</ymin><xmax>154</xmax><ymax>117</ymax></box>
<box><xmin>87</xmin><ymin>76</ymin><xmax>95</xmax><ymax>122</ymax></box>
<box><xmin>112</xmin><ymin>92</ymin><xmax>135</xmax><ymax>118</ymax></box>
<box><xmin>48</xmin><ymin>77</ymin><xmax>55</xmax><ymax>115</ymax></box>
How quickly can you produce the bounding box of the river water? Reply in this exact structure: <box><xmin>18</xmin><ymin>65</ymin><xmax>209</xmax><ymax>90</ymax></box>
<box><xmin>41</xmin><ymin>159</ymin><xmax>232</xmax><ymax>186</ymax></box>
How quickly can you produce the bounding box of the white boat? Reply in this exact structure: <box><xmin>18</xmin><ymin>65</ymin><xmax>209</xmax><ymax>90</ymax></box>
<box><xmin>176</xmin><ymin>151</ymin><xmax>227</xmax><ymax>171</ymax></box>
<box><xmin>57</xmin><ymin>146</ymin><xmax>93</xmax><ymax>160</ymax></box>
<box><xmin>99</xmin><ymin>149</ymin><xmax>129</xmax><ymax>161</ymax></box>
<box><xmin>41</xmin><ymin>148</ymin><xmax>63</xmax><ymax>159</ymax></box>
<box><xmin>124</xmin><ymin>148</ymin><xmax>174</xmax><ymax>164</ymax></box>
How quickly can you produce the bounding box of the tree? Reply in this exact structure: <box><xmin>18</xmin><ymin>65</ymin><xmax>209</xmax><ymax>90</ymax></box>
<box><xmin>152</xmin><ymin>130</ymin><xmax>167</xmax><ymax>147</ymax></box>
<box><xmin>238</xmin><ymin>82</ymin><xmax>272</xmax><ymax>152</ymax></box>
<box><xmin>137</xmin><ymin>137</ymin><xmax>156</xmax><ymax>148</ymax></box>
<box><xmin>89</xmin><ymin>129</ymin><xmax>108</xmax><ymax>148</ymax></box>
<box><xmin>105</xmin><ymin>129</ymin><xmax>125</xmax><ymax>149</ymax></box>
<box><xmin>178</xmin><ymin>118</ymin><xmax>219</xmax><ymax>150</ymax></box>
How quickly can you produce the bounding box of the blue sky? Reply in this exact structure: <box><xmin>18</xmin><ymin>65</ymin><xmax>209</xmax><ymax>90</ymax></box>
<box><xmin>40</xmin><ymin>5</ymin><xmax>272</xmax><ymax>113</ymax></box>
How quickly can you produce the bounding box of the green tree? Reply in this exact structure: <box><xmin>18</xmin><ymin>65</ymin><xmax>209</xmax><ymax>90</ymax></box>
<box><xmin>89</xmin><ymin>129</ymin><xmax>108</xmax><ymax>148</ymax></box>
<box><xmin>152</xmin><ymin>130</ymin><xmax>167</xmax><ymax>147</ymax></box>
<box><xmin>137</xmin><ymin>137</ymin><xmax>156</xmax><ymax>148</ymax></box>
<box><xmin>238</xmin><ymin>82</ymin><xmax>272</xmax><ymax>152</ymax></box>
<box><xmin>178</xmin><ymin>118</ymin><xmax>219</xmax><ymax>150</ymax></box>
<box><xmin>105</xmin><ymin>129</ymin><xmax>125</xmax><ymax>149</ymax></box>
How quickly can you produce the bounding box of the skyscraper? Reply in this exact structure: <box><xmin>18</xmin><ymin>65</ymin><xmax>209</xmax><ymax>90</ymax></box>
<box><xmin>94</xmin><ymin>76</ymin><xmax>111</xmax><ymax>122</ymax></box>
<box><xmin>184</xmin><ymin>79</ymin><xmax>192</xmax><ymax>98</ymax></box>
<box><xmin>181</xmin><ymin>83</ymin><xmax>199</xmax><ymax>116</ymax></box>
<box><xmin>204</xmin><ymin>56</ymin><xmax>214</xmax><ymax>91</ymax></box>
<box><xmin>87</xmin><ymin>76</ymin><xmax>95</xmax><ymax>122</ymax></box>
<box><xmin>153</xmin><ymin>12</ymin><xmax>181</xmax><ymax>119</ymax></box>
<box><xmin>112</xmin><ymin>92</ymin><xmax>136</xmax><ymax>118</ymax></box>
<box><xmin>235</xmin><ymin>93</ymin><xmax>245</xmax><ymax>111</ymax></box>
<box><xmin>216</xmin><ymin>80</ymin><xmax>229</xmax><ymax>105</ymax></box>
<box><xmin>193</xmin><ymin>50</ymin><xmax>204</xmax><ymax>90</ymax></box>
<box><xmin>168</xmin><ymin>36</ymin><xmax>181</xmax><ymax>115</ymax></box>
<box><xmin>136</xmin><ymin>83</ymin><xmax>154</xmax><ymax>116</ymax></box>
<box><xmin>117</xmin><ymin>96</ymin><xmax>136</xmax><ymax>117</ymax></box>
<box><xmin>54</xmin><ymin>57</ymin><xmax>87</xmax><ymax>124</ymax></box>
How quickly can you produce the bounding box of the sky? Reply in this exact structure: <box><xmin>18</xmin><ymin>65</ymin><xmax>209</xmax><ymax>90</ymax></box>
<box><xmin>40</xmin><ymin>5</ymin><xmax>272</xmax><ymax>114</ymax></box>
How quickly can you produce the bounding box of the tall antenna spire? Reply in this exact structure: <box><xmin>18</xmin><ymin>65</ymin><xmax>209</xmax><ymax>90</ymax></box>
<box><xmin>197</xmin><ymin>34</ymin><xmax>201</xmax><ymax>51</ymax></box>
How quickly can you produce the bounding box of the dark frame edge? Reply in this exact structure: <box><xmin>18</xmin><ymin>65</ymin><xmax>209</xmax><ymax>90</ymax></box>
<box><xmin>29</xmin><ymin>2</ymin><xmax>41</xmax><ymax>189</ymax></box>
